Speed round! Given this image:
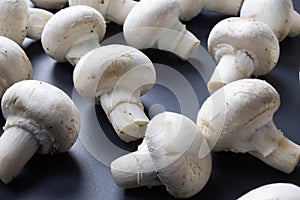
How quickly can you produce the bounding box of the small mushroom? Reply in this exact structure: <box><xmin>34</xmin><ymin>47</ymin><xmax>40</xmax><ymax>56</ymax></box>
<box><xmin>0</xmin><ymin>80</ymin><xmax>80</xmax><ymax>184</ymax></box>
<box><xmin>0</xmin><ymin>0</ymin><xmax>54</xmax><ymax>43</ymax></box>
<box><xmin>238</xmin><ymin>183</ymin><xmax>300</xmax><ymax>200</ymax></box>
<box><xmin>30</xmin><ymin>0</ymin><xmax>67</xmax><ymax>9</ymax></box>
<box><xmin>27</xmin><ymin>8</ymin><xmax>53</xmax><ymax>40</ymax></box>
<box><xmin>111</xmin><ymin>112</ymin><xmax>212</xmax><ymax>198</ymax></box>
<box><xmin>177</xmin><ymin>0</ymin><xmax>206</xmax><ymax>21</ymax></box>
<box><xmin>41</xmin><ymin>5</ymin><xmax>106</xmax><ymax>66</ymax></box>
<box><xmin>123</xmin><ymin>0</ymin><xmax>200</xmax><ymax>60</ymax></box>
<box><xmin>73</xmin><ymin>44</ymin><xmax>156</xmax><ymax>142</ymax></box>
<box><xmin>197</xmin><ymin>79</ymin><xmax>300</xmax><ymax>173</ymax></box>
<box><xmin>240</xmin><ymin>0</ymin><xmax>300</xmax><ymax>41</ymax></box>
<box><xmin>0</xmin><ymin>36</ymin><xmax>32</xmax><ymax>98</ymax></box>
<box><xmin>203</xmin><ymin>0</ymin><xmax>244</xmax><ymax>16</ymax></box>
<box><xmin>69</xmin><ymin>0</ymin><xmax>137</xmax><ymax>25</ymax></box>
<box><xmin>207</xmin><ymin>17</ymin><xmax>279</xmax><ymax>94</ymax></box>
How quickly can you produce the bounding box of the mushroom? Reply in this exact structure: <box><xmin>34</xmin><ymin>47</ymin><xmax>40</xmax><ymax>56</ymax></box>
<box><xmin>0</xmin><ymin>80</ymin><xmax>80</xmax><ymax>184</ymax></box>
<box><xmin>27</xmin><ymin>8</ymin><xmax>53</xmax><ymax>40</ymax></box>
<box><xmin>238</xmin><ymin>183</ymin><xmax>300</xmax><ymax>200</ymax></box>
<box><xmin>240</xmin><ymin>0</ymin><xmax>300</xmax><ymax>41</ymax></box>
<box><xmin>203</xmin><ymin>0</ymin><xmax>244</xmax><ymax>16</ymax></box>
<box><xmin>68</xmin><ymin>0</ymin><xmax>137</xmax><ymax>25</ymax></box>
<box><xmin>30</xmin><ymin>0</ymin><xmax>67</xmax><ymax>9</ymax></box>
<box><xmin>111</xmin><ymin>112</ymin><xmax>212</xmax><ymax>198</ymax></box>
<box><xmin>73</xmin><ymin>44</ymin><xmax>155</xmax><ymax>142</ymax></box>
<box><xmin>123</xmin><ymin>0</ymin><xmax>200</xmax><ymax>60</ymax></box>
<box><xmin>207</xmin><ymin>17</ymin><xmax>279</xmax><ymax>94</ymax></box>
<box><xmin>177</xmin><ymin>0</ymin><xmax>206</xmax><ymax>21</ymax></box>
<box><xmin>0</xmin><ymin>0</ymin><xmax>54</xmax><ymax>43</ymax></box>
<box><xmin>41</xmin><ymin>5</ymin><xmax>106</xmax><ymax>66</ymax></box>
<box><xmin>197</xmin><ymin>79</ymin><xmax>300</xmax><ymax>173</ymax></box>
<box><xmin>0</xmin><ymin>36</ymin><xmax>32</xmax><ymax>98</ymax></box>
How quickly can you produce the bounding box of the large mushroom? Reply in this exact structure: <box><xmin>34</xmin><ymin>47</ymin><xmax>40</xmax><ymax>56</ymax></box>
<box><xmin>73</xmin><ymin>44</ymin><xmax>156</xmax><ymax>142</ymax></box>
<box><xmin>207</xmin><ymin>17</ymin><xmax>279</xmax><ymax>94</ymax></box>
<box><xmin>111</xmin><ymin>112</ymin><xmax>212</xmax><ymax>198</ymax></box>
<box><xmin>0</xmin><ymin>36</ymin><xmax>32</xmax><ymax>98</ymax></box>
<box><xmin>68</xmin><ymin>0</ymin><xmax>137</xmax><ymax>25</ymax></box>
<box><xmin>197</xmin><ymin>79</ymin><xmax>300</xmax><ymax>173</ymax></box>
<box><xmin>123</xmin><ymin>0</ymin><xmax>200</xmax><ymax>60</ymax></box>
<box><xmin>0</xmin><ymin>0</ymin><xmax>54</xmax><ymax>43</ymax></box>
<box><xmin>240</xmin><ymin>0</ymin><xmax>300</xmax><ymax>41</ymax></box>
<box><xmin>0</xmin><ymin>80</ymin><xmax>80</xmax><ymax>184</ymax></box>
<box><xmin>41</xmin><ymin>5</ymin><xmax>106</xmax><ymax>66</ymax></box>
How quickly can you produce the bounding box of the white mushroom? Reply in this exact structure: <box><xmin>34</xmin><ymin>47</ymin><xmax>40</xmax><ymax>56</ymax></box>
<box><xmin>41</xmin><ymin>5</ymin><xmax>106</xmax><ymax>66</ymax></box>
<box><xmin>73</xmin><ymin>44</ymin><xmax>156</xmax><ymax>142</ymax></box>
<box><xmin>238</xmin><ymin>183</ymin><xmax>300</xmax><ymax>200</ymax></box>
<box><xmin>68</xmin><ymin>0</ymin><xmax>137</xmax><ymax>25</ymax></box>
<box><xmin>0</xmin><ymin>80</ymin><xmax>80</xmax><ymax>184</ymax></box>
<box><xmin>207</xmin><ymin>17</ymin><xmax>279</xmax><ymax>94</ymax></box>
<box><xmin>123</xmin><ymin>0</ymin><xmax>200</xmax><ymax>60</ymax></box>
<box><xmin>177</xmin><ymin>0</ymin><xmax>206</xmax><ymax>21</ymax></box>
<box><xmin>27</xmin><ymin>8</ymin><xmax>53</xmax><ymax>40</ymax></box>
<box><xmin>0</xmin><ymin>36</ymin><xmax>32</xmax><ymax>98</ymax></box>
<box><xmin>203</xmin><ymin>0</ymin><xmax>244</xmax><ymax>16</ymax></box>
<box><xmin>240</xmin><ymin>0</ymin><xmax>300</xmax><ymax>41</ymax></box>
<box><xmin>30</xmin><ymin>0</ymin><xmax>67</xmax><ymax>9</ymax></box>
<box><xmin>0</xmin><ymin>0</ymin><xmax>54</xmax><ymax>43</ymax></box>
<box><xmin>111</xmin><ymin>112</ymin><xmax>212</xmax><ymax>198</ymax></box>
<box><xmin>197</xmin><ymin>79</ymin><xmax>300</xmax><ymax>174</ymax></box>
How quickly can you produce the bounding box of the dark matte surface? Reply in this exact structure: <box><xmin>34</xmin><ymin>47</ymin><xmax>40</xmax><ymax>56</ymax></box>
<box><xmin>1</xmin><ymin>2</ymin><xmax>300</xmax><ymax>200</ymax></box>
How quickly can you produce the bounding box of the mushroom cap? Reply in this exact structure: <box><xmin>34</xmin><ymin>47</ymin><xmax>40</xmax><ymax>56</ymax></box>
<box><xmin>178</xmin><ymin>0</ymin><xmax>205</xmax><ymax>21</ymax></box>
<box><xmin>41</xmin><ymin>5</ymin><xmax>106</xmax><ymax>62</ymax></box>
<box><xmin>30</xmin><ymin>0</ymin><xmax>67</xmax><ymax>9</ymax></box>
<box><xmin>69</xmin><ymin>0</ymin><xmax>110</xmax><ymax>18</ymax></box>
<box><xmin>197</xmin><ymin>79</ymin><xmax>280</xmax><ymax>151</ymax></box>
<box><xmin>238</xmin><ymin>183</ymin><xmax>300</xmax><ymax>200</ymax></box>
<box><xmin>145</xmin><ymin>112</ymin><xmax>212</xmax><ymax>198</ymax></box>
<box><xmin>73</xmin><ymin>44</ymin><xmax>156</xmax><ymax>103</ymax></box>
<box><xmin>208</xmin><ymin>17</ymin><xmax>280</xmax><ymax>76</ymax></box>
<box><xmin>124</xmin><ymin>0</ymin><xmax>180</xmax><ymax>49</ymax></box>
<box><xmin>1</xmin><ymin>80</ymin><xmax>80</xmax><ymax>154</ymax></box>
<box><xmin>240</xmin><ymin>0</ymin><xmax>293</xmax><ymax>41</ymax></box>
<box><xmin>0</xmin><ymin>0</ymin><xmax>29</xmax><ymax>45</ymax></box>
<box><xmin>0</xmin><ymin>36</ymin><xmax>32</xmax><ymax>98</ymax></box>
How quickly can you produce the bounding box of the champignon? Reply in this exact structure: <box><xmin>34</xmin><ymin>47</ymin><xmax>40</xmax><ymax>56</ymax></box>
<box><xmin>240</xmin><ymin>0</ymin><xmax>300</xmax><ymax>41</ymax></box>
<box><xmin>177</xmin><ymin>0</ymin><xmax>206</xmax><ymax>21</ymax></box>
<box><xmin>30</xmin><ymin>0</ymin><xmax>67</xmax><ymax>9</ymax></box>
<box><xmin>207</xmin><ymin>17</ymin><xmax>279</xmax><ymax>93</ymax></box>
<box><xmin>68</xmin><ymin>0</ymin><xmax>137</xmax><ymax>25</ymax></box>
<box><xmin>203</xmin><ymin>0</ymin><xmax>244</xmax><ymax>16</ymax></box>
<box><xmin>238</xmin><ymin>183</ymin><xmax>300</xmax><ymax>200</ymax></box>
<box><xmin>111</xmin><ymin>112</ymin><xmax>212</xmax><ymax>198</ymax></box>
<box><xmin>197</xmin><ymin>79</ymin><xmax>300</xmax><ymax>173</ymax></box>
<box><xmin>41</xmin><ymin>5</ymin><xmax>106</xmax><ymax>66</ymax></box>
<box><xmin>73</xmin><ymin>44</ymin><xmax>156</xmax><ymax>142</ymax></box>
<box><xmin>123</xmin><ymin>0</ymin><xmax>200</xmax><ymax>60</ymax></box>
<box><xmin>0</xmin><ymin>80</ymin><xmax>80</xmax><ymax>184</ymax></box>
<box><xmin>0</xmin><ymin>36</ymin><xmax>32</xmax><ymax>98</ymax></box>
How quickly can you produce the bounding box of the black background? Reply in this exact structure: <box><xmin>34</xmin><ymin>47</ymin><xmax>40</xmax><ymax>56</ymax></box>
<box><xmin>0</xmin><ymin>1</ymin><xmax>300</xmax><ymax>199</ymax></box>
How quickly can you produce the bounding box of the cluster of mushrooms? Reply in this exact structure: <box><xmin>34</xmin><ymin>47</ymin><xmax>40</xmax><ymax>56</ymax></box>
<box><xmin>0</xmin><ymin>0</ymin><xmax>300</xmax><ymax>198</ymax></box>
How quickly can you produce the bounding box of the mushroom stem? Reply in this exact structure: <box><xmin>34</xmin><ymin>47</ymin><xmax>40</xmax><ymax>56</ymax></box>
<box><xmin>0</xmin><ymin>127</ymin><xmax>39</xmax><ymax>184</ymax></box>
<box><xmin>250</xmin><ymin>121</ymin><xmax>300</xmax><ymax>174</ymax></box>
<box><xmin>203</xmin><ymin>0</ymin><xmax>243</xmax><ymax>15</ymax></box>
<box><xmin>100</xmin><ymin>89</ymin><xmax>149</xmax><ymax>142</ymax></box>
<box><xmin>66</xmin><ymin>33</ymin><xmax>101</xmax><ymax>66</ymax></box>
<box><xmin>106</xmin><ymin>0</ymin><xmax>137</xmax><ymax>24</ymax></box>
<box><xmin>157</xmin><ymin>20</ymin><xmax>200</xmax><ymax>60</ymax></box>
<box><xmin>208</xmin><ymin>51</ymin><xmax>255</xmax><ymax>93</ymax></box>
<box><xmin>27</xmin><ymin>8</ymin><xmax>53</xmax><ymax>40</ymax></box>
<box><xmin>288</xmin><ymin>10</ymin><xmax>300</xmax><ymax>37</ymax></box>
<box><xmin>111</xmin><ymin>141</ymin><xmax>160</xmax><ymax>188</ymax></box>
